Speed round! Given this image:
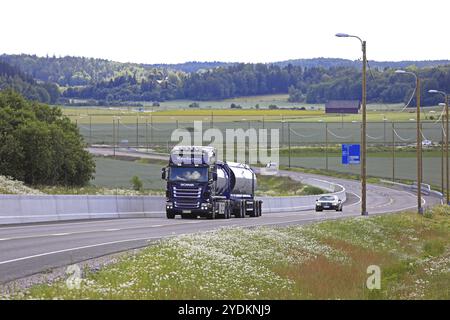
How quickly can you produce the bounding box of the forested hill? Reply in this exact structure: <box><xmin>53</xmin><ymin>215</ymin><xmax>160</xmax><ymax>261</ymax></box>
<box><xmin>0</xmin><ymin>54</ymin><xmax>167</xmax><ymax>87</ymax></box>
<box><xmin>152</xmin><ymin>58</ymin><xmax>450</xmax><ymax>73</ymax></box>
<box><xmin>2</xmin><ymin>54</ymin><xmax>449</xmax><ymax>83</ymax></box>
<box><xmin>1</xmin><ymin>54</ymin><xmax>449</xmax><ymax>106</ymax></box>
<box><xmin>274</xmin><ymin>58</ymin><xmax>450</xmax><ymax>70</ymax></box>
<box><xmin>0</xmin><ymin>61</ymin><xmax>59</xmax><ymax>103</ymax></box>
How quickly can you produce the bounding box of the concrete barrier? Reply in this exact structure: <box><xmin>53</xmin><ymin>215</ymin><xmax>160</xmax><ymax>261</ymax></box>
<box><xmin>0</xmin><ymin>194</ymin><xmax>167</xmax><ymax>225</ymax></box>
<box><xmin>0</xmin><ymin>178</ymin><xmax>346</xmax><ymax>224</ymax></box>
<box><xmin>257</xmin><ymin>178</ymin><xmax>346</xmax><ymax>213</ymax></box>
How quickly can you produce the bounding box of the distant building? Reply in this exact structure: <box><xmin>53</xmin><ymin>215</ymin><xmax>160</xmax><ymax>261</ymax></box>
<box><xmin>325</xmin><ymin>100</ymin><xmax>361</xmax><ymax>114</ymax></box>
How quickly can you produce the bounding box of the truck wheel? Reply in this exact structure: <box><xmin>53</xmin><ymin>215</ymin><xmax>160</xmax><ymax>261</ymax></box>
<box><xmin>207</xmin><ymin>204</ymin><xmax>216</xmax><ymax>220</ymax></box>
<box><xmin>225</xmin><ymin>202</ymin><xmax>231</xmax><ymax>219</ymax></box>
<box><xmin>166</xmin><ymin>211</ymin><xmax>175</xmax><ymax>219</ymax></box>
<box><xmin>250</xmin><ymin>200</ymin><xmax>257</xmax><ymax>217</ymax></box>
<box><xmin>239</xmin><ymin>201</ymin><xmax>246</xmax><ymax>218</ymax></box>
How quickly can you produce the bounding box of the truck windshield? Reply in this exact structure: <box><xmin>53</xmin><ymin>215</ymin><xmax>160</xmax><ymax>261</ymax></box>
<box><xmin>169</xmin><ymin>167</ymin><xmax>208</xmax><ymax>182</ymax></box>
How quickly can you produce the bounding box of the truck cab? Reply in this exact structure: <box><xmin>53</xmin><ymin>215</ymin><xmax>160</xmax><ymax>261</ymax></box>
<box><xmin>162</xmin><ymin>146</ymin><xmax>227</xmax><ymax>219</ymax></box>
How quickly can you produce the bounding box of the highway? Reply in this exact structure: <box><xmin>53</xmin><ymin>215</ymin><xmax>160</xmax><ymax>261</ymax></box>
<box><xmin>0</xmin><ymin>164</ymin><xmax>441</xmax><ymax>284</ymax></box>
<box><xmin>0</xmin><ymin>148</ymin><xmax>442</xmax><ymax>284</ymax></box>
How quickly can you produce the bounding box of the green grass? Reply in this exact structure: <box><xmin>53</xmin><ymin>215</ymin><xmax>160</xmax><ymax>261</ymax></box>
<box><xmin>34</xmin><ymin>157</ymin><xmax>319</xmax><ymax>196</ymax></box>
<box><xmin>256</xmin><ymin>174</ymin><xmax>324</xmax><ymax>196</ymax></box>
<box><xmin>61</xmin><ymin>93</ymin><xmax>443</xmax><ymax>124</ymax></box>
<box><xmin>279</xmin><ymin>165</ymin><xmax>445</xmax><ymax>194</ymax></box>
<box><xmin>279</xmin><ymin>145</ymin><xmax>445</xmax><ymax>158</ymax></box>
<box><xmin>11</xmin><ymin>205</ymin><xmax>449</xmax><ymax>300</ymax></box>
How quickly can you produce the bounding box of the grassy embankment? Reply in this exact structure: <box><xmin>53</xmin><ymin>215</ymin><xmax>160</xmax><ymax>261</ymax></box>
<box><xmin>29</xmin><ymin>157</ymin><xmax>325</xmax><ymax>197</ymax></box>
<box><xmin>10</xmin><ymin>205</ymin><xmax>449</xmax><ymax>299</ymax></box>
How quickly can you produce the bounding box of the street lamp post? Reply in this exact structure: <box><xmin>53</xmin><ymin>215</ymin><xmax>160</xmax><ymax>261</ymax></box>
<box><xmin>429</xmin><ymin>90</ymin><xmax>449</xmax><ymax>204</ymax></box>
<box><xmin>335</xmin><ymin>33</ymin><xmax>367</xmax><ymax>216</ymax></box>
<box><xmin>396</xmin><ymin>70</ymin><xmax>423</xmax><ymax>214</ymax></box>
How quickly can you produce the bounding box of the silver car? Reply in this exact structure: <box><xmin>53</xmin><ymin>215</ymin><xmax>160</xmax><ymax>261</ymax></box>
<box><xmin>315</xmin><ymin>195</ymin><xmax>343</xmax><ymax>212</ymax></box>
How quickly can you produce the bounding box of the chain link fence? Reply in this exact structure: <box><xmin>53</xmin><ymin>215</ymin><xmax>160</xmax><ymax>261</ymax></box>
<box><xmin>76</xmin><ymin>115</ymin><xmax>447</xmax><ymax>191</ymax></box>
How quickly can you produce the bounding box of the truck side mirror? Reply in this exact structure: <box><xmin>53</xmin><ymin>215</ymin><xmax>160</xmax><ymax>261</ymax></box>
<box><xmin>161</xmin><ymin>167</ymin><xmax>167</xmax><ymax>180</ymax></box>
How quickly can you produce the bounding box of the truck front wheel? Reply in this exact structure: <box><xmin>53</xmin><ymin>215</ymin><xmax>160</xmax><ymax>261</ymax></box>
<box><xmin>166</xmin><ymin>211</ymin><xmax>175</xmax><ymax>219</ymax></box>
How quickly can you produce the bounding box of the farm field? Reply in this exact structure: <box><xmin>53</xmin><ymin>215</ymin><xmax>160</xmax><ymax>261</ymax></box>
<box><xmin>279</xmin><ymin>156</ymin><xmax>444</xmax><ymax>188</ymax></box>
<box><xmin>61</xmin><ymin>94</ymin><xmax>444</xmax><ymax>124</ymax></box>
<box><xmin>64</xmin><ymin>106</ymin><xmax>442</xmax><ymax>124</ymax></box>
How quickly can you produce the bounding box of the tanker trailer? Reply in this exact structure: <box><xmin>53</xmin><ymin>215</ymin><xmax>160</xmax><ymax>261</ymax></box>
<box><xmin>161</xmin><ymin>146</ymin><xmax>262</xmax><ymax>219</ymax></box>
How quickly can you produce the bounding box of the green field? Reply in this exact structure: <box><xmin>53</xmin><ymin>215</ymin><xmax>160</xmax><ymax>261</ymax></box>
<box><xmin>61</xmin><ymin>94</ymin><xmax>443</xmax><ymax>124</ymax></box>
<box><xmin>63</xmin><ymin>94</ymin><xmax>448</xmax><ymax>191</ymax></box>
<box><xmin>9</xmin><ymin>206</ymin><xmax>449</xmax><ymax>299</ymax></box>
<box><xmin>39</xmin><ymin>157</ymin><xmax>322</xmax><ymax>196</ymax></box>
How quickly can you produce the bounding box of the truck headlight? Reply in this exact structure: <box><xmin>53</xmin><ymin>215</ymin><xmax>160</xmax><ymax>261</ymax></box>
<box><xmin>166</xmin><ymin>202</ymin><xmax>173</xmax><ymax>209</ymax></box>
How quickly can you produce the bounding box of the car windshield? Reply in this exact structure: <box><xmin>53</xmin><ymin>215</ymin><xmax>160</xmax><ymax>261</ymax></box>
<box><xmin>319</xmin><ymin>196</ymin><xmax>335</xmax><ymax>201</ymax></box>
<box><xmin>169</xmin><ymin>167</ymin><xmax>208</xmax><ymax>182</ymax></box>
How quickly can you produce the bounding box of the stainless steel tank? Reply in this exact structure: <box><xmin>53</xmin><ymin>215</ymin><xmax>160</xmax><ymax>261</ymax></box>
<box><xmin>215</xmin><ymin>166</ymin><xmax>229</xmax><ymax>195</ymax></box>
<box><xmin>227</xmin><ymin>162</ymin><xmax>257</xmax><ymax>196</ymax></box>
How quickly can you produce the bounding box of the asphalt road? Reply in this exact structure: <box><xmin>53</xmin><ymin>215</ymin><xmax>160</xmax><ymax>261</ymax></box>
<box><xmin>0</xmin><ymin>148</ymin><xmax>442</xmax><ymax>284</ymax></box>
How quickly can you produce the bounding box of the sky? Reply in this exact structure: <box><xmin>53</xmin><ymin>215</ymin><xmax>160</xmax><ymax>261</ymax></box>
<box><xmin>2</xmin><ymin>0</ymin><xmax>449</xmax><ymax>64</ymax></box>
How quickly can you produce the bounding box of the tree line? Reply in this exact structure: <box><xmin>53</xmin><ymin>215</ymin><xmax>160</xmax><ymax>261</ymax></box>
<box><xmin>0</xmin><ymin>61</ymin><xmax>60</xmax><ymax>104</ymax></box>
<box><xmin>63</xmin><ymin>63</ymin><xmax>450</xmax><ymax>106</ymax></box>
<box><xmin>1</xmin><ymin>54</ymin><xmax>450</xmax><ymax>106</ymax></box>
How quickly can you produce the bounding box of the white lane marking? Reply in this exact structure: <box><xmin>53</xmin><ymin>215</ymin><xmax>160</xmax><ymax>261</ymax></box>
<box><xmin>0</xmin><ymin>218</ymin><xmax>165</xmax><ymax>231</ymax></box>
<box><xmin>345</xmin><ymin>192</ymin><xmax>362</xmax><ymax>207</ymax></box>
<box><xmin>0</xmin><ymin>220</ymin><xmax>205</xmax><ymax>242</ymax></box>
<box><xmin>0</xmin><ymin>238</ymin><xmax>11</xmax><ymax>241</ymax></box>
<box><xmin>0</xmin><ymin>236</ymin><xmax>165</xmax><ymax>265</ymax></box>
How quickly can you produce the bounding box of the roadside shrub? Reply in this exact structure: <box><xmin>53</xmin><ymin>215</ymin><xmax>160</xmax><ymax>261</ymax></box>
<box><xmin>302</xmin><ymin>185</ymin><xmax>326</xmax><ymax>195</ymax></box>
<box><xmin>0</xmin><ymin>90</ymin><xmax>95</xmax><ymax>186</ymax></box>
<box><xmin>130</xmin><ymin>175</ymin><xmax>143</xmax><ymax>191</ymax></box>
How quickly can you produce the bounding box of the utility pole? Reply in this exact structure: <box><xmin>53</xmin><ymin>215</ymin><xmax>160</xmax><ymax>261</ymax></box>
<box><xmin>136</xmin><ymin>117</ymin><xmax>139</xmax><ymax>148</ymax></box>
<box><xmin>325</xmin><ymin>122</ymin><xmax>329</xmax><ymax>171</ymax></box>
<box><xmin>446</xmin><ymin>95</ymin><xmax>449</xmax><ymax>204</ymax></box>
<box><xmin>113</xmin><ymin>119</ymin><xmax>116</xmax><ymax>158</ymax></box>
<box><xmin>89</xmin><ymin>115</ymin><xmax>92</xmax><ymax>146</ymax></box>
<box><xmin>361</xmin><ymin>40</ymin><xmax>368</xmax><ymax>215</ymax></box>
<box><xmin>146</xmin><ymin>118</ymin><xmax>149</xmax><ymax>153</ymax></box>
<box><xmin>442</xmin><ymin>119</ymin><xmax>444</xmax><ymax>196</ymax></box>
<box><xmin>416</xmin><ymin>76</ymin><xmax>423</xmax><ymax>214</ymax></box>
<box><xmin>392</xmin><ymin>122</ymin><xmax>395</xmax><ymax>182</ymax></box>
<box><xmin>335</xmin><ymin>33</ymin><xmax>367</xmax><ymax>215</ymax></box>
<box><xmin>396</xmin><ymin>70</ymin><xmax>422</xmax><ymax>214</ymax></box>
<box><xmin>288</xmin><ymin>121</ymin><xmax>291</xmax><ymax>168</ymax></box>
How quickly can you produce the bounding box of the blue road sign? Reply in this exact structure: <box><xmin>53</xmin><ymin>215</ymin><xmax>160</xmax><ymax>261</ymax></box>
<box><xmin>342</xmin><ymin>144</ymin><xmax>360</xmax><ymax>165</ymax></box>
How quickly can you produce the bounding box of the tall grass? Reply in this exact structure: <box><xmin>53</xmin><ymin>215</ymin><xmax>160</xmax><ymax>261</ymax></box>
<box><xmin>6</xmin><ymin>206</ymin><xmax>449</xmax><ymax>300</ymax></box>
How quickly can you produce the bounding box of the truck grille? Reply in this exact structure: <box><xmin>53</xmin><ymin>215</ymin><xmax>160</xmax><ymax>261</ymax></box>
<box><xmin>173</xmin><ymin>187</ymin><xmax>201</xmax><ymax>209</ymax></box>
